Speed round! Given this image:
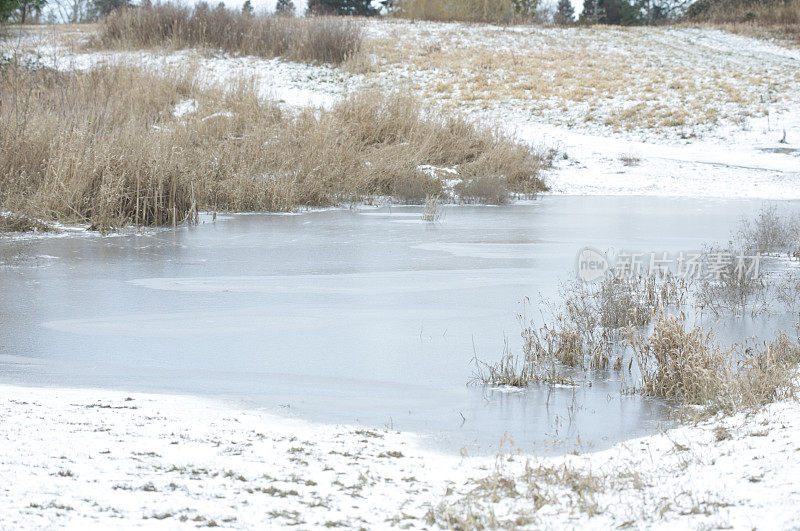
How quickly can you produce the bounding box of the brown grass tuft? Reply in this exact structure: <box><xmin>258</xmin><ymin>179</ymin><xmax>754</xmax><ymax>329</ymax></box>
<box><xmin>629</xmin><ymin>312</ymin><xmax>800</xmax><ymax>410</ymax></box>
<box><xmin>454</xmin><ymin>176</ymin><xmax>509</xmax><ymax>205</ymax></box>
<box><xmin>0</xmin><ymin>62</ymin><xmax>549</xmax><ymax>228</ymax></box>
<box><xmin>732</xmin><ymin>333</ymin><xmax>800</xmax><ymax>408</ymax></box>
<box><xmin>421</xmin><ymin>194</ymin><xmax>442</xmax><ymax>222</ymax></box>
<box><xmin>97</xmin><ymin>3</ymin><xmax>363</xmax><ymax>64</ymax></box>
<box><xmin>0</xmin><ymin>213</ymin><xmax>51</xmax><ymax>233</ymax></box>
<box><xmin>629</xmin><ymin>313</ymin><xmax>731</xmax><ymax>405</ymax></box>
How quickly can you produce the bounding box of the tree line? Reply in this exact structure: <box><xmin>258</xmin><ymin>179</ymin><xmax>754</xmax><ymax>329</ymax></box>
<box><xmin>0</xmin><ymin>0</ymin><xmax>701</xmax><ymax>26</ymax></box>
<box><xmin>1</xmin><ymin>0</ymin><xmax>129</xmax><ymax>23</ymax></box>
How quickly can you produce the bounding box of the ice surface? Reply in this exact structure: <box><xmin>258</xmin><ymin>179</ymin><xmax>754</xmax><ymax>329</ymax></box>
<box><xmin>3</xmin><ymin>198</ymin><xmax>797</xmax><ymax>454</ymax></box>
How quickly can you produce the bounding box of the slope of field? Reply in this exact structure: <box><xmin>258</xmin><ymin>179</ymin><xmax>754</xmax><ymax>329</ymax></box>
<box><xmin>4</xmin><ymin>21</ymin><xmax>799</xmax><ymax>199</ymax></box>
<box><xmin>0</xmin><ymin>384</ymin><xmax>798</xmax><ymax>529</ymax></box>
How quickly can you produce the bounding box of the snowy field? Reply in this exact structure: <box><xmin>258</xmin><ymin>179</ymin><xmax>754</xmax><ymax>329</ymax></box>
<box><xmin>3</xmin><ymin>20</ymin><xmax>800</xmax><ymax>199</ymax></box>
<box><xmin>2</xmin><ymin>19</ymin><xmax>800</xmax><ymax>529</ymax></box>
<box><xmin>1</xmin><ymin>384</ymin><xmax>799</xmax><ymax>529</ymax></box>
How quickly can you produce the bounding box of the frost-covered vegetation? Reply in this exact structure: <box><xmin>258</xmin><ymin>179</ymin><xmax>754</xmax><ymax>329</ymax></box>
<box><xmin>474</xmin><ymin>206</ymin><xmax>800</xmax><ymax>416</ymax></box>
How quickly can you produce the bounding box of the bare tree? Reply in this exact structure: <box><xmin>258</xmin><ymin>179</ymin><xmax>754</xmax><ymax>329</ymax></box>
<box><xmin>50</xmin><ymin>0</ymin><xmax>90</xmax><ymax>22</ymax></box>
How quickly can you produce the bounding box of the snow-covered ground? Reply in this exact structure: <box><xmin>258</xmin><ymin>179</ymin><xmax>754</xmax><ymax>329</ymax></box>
<box><xmin>1</xmin><ymin>384</ymin><xmax>798</xmax><ymax>529</ymax></box>
<box><xmin>4</xmin><ymin>20</ymin><xmax>799</xmax><ymax>199</ymax></box>
<box><xmin>2</xmin><ymin>20</ymin><xmax>800</xmax><ymax>528</ymax></box>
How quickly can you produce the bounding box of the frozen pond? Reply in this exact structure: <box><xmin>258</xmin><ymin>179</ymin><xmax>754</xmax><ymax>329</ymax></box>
<box><xmin>0</xmin><ymin>196</ymin><xmax>796</xmax><ymax>455</ymax></box>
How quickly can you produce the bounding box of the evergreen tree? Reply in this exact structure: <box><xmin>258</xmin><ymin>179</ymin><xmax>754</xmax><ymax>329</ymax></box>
<box><xmin>581</xmin><ymin>0</ymin><xmax>647</xmax><ymax>24</ymax></box>
<box><xmin>88</xmin><ymin>0</ymin><xmax>129</xmax><ymax>21</ymax></box>
<box><xmin>0</xmin><ymin>0</ymin><xmax>17</xmax><ymax>23</ymax></box>
<box><xmin>274</xmin><ymin>0</ymin><xmax>294</xmax><ymax>16</ymax></box>
<box><xmin>554</xmin><ymin>0</ymin><xmax>574</xmax><ymax>23</ymax></box>
<box><xmin>241</xmin><ymin>0</ymin><xmax>253</xmax><ymax>14</ymax></box>
<box><xmin>306</xmin><ymin>0</ymin><xmax>378</xmax><ymax>16</ymax></box>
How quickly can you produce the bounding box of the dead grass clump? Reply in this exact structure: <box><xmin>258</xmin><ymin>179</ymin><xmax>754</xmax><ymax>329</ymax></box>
<box><xmin>713</xmin><ymin>425</ymin><xmax>732</xmax><ymax>441</ymax></box>
<box><xmin>454</xmin><ymin>176</ymin><xmax>509</xmax><ymax>205</ymax></box>
<box><xmin>629</xmin><ymin>313</ymin><xmax>800</xmax><ymax>410</ymax></box>
<box><xmin>628</xmin><ymin>313</ymin><xmax>732</xmax><ymax>405</ymax></box>
<box><xmin>427</xmin><ymin>458</ymin><xmax>605</xmax><ymax>528</ymax></box>
<box><xmin>563</xmin><ymin>272</ymin><xmax>688</xmax><ymax>335</ymax></box>
<box><xmin>731</xmin><ymin>333</ymin><xmax>800</xmax><ymax>408</ymax></box>
<box><xmin>472</xmin><ymin>272</ymin><xmax>689</xmax><ymax>387</ymax></box>
<box><xmin>0</xmin><ymin>63</ymin><xmax>548</xmax><ymax>227</ymax></box>
<box><xmin>97</xmin><ymin>3</ymin><xmax>363</xmax><ymax>64</ymax></box>
<box><xmin>0</xmin><ymin>213</ymin><xmax>51</xmax><ymax>233</ymax></box>
<box><xmin>619</xmin><ymin>153</ymin><xmax>641</xmax><ymax>166</ymax></box>
<box><xmin>776</xmin><ymin>270</ymin><xmax>800</xmax><ymax>312</ymax></box>
<box><xmin>471</xmin><ymin>341</ymin><xmax>543</xmax><ymax>387</ymax></box>
<box><xmin>0</xmin><ymin>65</ymin><xmax>199</xmax><ymax>227</ymax></box>
<box><xmin>421</xmin><ymin>194</ymin><xmax>441</xmax><ymax>222</ymax></box>
<box><xmin>471</xmin><ymin>328</ymin><xmax>575</xmax><ymax>388</ymax></box>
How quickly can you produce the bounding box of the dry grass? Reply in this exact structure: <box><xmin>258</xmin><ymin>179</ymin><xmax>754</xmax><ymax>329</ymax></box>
<box><xmin>426</xmin><ymin>455</ymin><xmax>614</xmax><ymax>528</ymax></box>
<box><xmin>688</xmin><ymin>0</ymin><xmax>800</xmax><ymax>42</ymax></box>
<box><xmin>565</xmin><ymin>272</ymin><xmax>688</xmax><ymax>332</ymax></box>
<box><xmin>0</xmin><ymin>213</ymin><xmax>51</xmax><ymax>233</ymax></box>
<box><xmin>0</xmin><ymin>61</ymin><xmax>549</xmax><ymax>228</ymax></box>
<box><xmin>421</xmin><ymin>194</ymin><xmax>442</xmax><ymax>222</ymax></box>
<box><xmin>777</xmin><ymin>270</ymin><xmax>800</xmax><ymax>312</ymax></box>
<box><xmin>732</xmin><ymin>333</ymin><xmax>800</xmax><ymax>408</ymax></box>
<box><xmin>471</xmin><ymin>339</ymin><xmax>555</xmax><ymax>387</ymax></box>
<box><xmin>694</xmin><ymin>206</ymin><xmax>800</xmax><ymax>316</ymax></box>
<box><xmin>364</xmin><ymin>23</ymin><xmax>800</xmax><ymax>133</ymax></box>
<box><xmin>619</xmin><ymin>153</ymin><xmax>641</xmax><ymax>166</ymax></box>
<box><xmin>472</xmin><ymin>272</ymin><xmax>689</xmax><ymax>387</ymax></box>
<box><xmin>629</xmin><ymin>313</ymin><xmax>731</xmax><ymax>405</ymax></box>
<box><xmin>629</xmin><ymin>312</ymin><xmax>800</xmax><ymax>410</ymax></box>
<box><xmin>454</xmin><ymin>176</ymin><xmax>509</xmax><ymax>204</ymax></box>
<box><xmin>694</xmin><ymin>206</ymin><xmax>799</xmax><ymax>317</ymax></box>
<box><xmin>393</xmin><ymin>0</ymin><xmax>525</xmax><ymax>24</ymax></box>
<box><xmin>694</xmin><ymin>245</ymin><xmax>769</xmax><ymax>317</ymax></box>
<box><xmin>96</xmin><ymin>3</ymin><xmax>363</xmax><ymax>64</ymax></box>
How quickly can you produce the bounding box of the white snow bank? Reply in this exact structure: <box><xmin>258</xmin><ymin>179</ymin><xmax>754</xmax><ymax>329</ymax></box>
<box><xmin>1</xmin><ymin>384</ymin><xmax>798</xmax><ymax>528</ymax></box>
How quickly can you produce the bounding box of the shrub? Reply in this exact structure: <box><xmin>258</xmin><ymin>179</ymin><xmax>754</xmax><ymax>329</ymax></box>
<box><xmin>695</xmin><ymin>245</ymin><xmax>768</xmax><ymax>317</ymax></box>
